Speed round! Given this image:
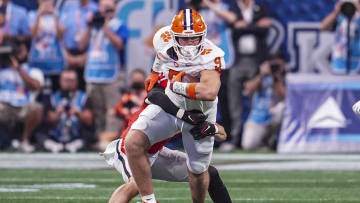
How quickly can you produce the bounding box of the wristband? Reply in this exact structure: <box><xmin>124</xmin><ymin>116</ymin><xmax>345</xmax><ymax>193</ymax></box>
<box><xmin>171</xmin><ymin>82</ymin><xmax>197</xmax><ymax>99</ymax></box>
<box><xmin>188</xmin><ymin>83</ymin><xmax>197</xmax><ymax>99</ymax></box>
<box><xmin>171</xmin><ymin>82</ymin><xmax>189</xmax><ymax>96</ymax></box>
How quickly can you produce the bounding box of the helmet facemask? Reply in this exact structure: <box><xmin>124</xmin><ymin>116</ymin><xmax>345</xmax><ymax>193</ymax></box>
<box><xmin>172</xmin><ymin>32</ymin><xmax>206</xmax><ymax>60</ymax></box>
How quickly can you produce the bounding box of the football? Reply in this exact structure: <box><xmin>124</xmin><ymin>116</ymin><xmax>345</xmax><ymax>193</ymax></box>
<box><xmin>182</xmin><ymin>73</ymin><xmax>200</xmax><ymax>83</ymax></box>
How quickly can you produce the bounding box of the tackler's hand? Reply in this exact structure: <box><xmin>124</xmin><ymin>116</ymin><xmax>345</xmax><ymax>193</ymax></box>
<box><xmin>169</xmin><ymin>72</ymin><xmax>185</xmax><ymax>94</ymax></box>
<box><xmin>181</xmin><ymin>109</ymin><xmax>207</xmax><ymax>125</ymax></box>
<box><xmin>145</xmin><ymin>71</ymin><xmax>160</xmax><ymax>92</ymax></box>
<box><xmin>171</xmin><ymin>72</ymin><xmax>185</xmax><ymax>83</ymax></box>
<box><xmin>190</xmin><ymin>121</ymin><xmax>218</xmax><ymax>140</ymax></box>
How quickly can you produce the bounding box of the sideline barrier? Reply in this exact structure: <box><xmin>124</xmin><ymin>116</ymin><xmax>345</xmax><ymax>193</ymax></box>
<box><xmin>278</xmin><ymin>74</ymin><xmax>360</xmax><ymax>153</ymax></box>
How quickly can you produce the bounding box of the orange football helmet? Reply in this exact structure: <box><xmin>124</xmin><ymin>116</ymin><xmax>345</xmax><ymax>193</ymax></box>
<box><xmin>170</xmin><ymin>9</ymin><xmax>207</xmax><ymax>59</ymax></box>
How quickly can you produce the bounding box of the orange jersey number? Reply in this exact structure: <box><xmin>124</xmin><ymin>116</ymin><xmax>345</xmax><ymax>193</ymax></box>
<box><xmin>214</xmin><ymin>57</ymin><xmax>222</xmax><ymax>72</ymax></box>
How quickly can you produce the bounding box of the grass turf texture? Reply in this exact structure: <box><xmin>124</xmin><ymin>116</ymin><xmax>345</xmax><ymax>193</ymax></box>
<box><xmin>1</xmin><ymin>169</ymin><xmax>360</xmax><ymax>203</ymax></box>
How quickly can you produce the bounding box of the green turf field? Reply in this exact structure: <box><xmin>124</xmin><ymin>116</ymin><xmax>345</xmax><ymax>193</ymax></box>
<box><xmin>1</xmin><ymin>169</ymin><xmax>360</xmax><ymax>203</ymax></box>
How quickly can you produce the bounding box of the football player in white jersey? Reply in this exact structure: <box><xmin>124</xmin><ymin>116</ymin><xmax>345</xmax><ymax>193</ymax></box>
<box><xmin>124</xmin><ymin>9</ymin><xmax>225</xmax><ymax>203</ymax></box>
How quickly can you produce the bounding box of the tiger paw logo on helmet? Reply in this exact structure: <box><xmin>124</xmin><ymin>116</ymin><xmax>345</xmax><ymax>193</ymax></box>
<box><xmin>170</xmin><ymin>9</ymin><xmax>207</xmax><ymax>60</ymax></box>
<box><xmin>160</xmin><ymin>31</ymin><xmax>172</xmax><ymax>42</ymax></box>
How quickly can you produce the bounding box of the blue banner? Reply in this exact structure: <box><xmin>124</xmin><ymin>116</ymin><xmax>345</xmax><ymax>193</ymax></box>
<box><xmin>257</xmin><ymin>0</ymin><xmax>339</xmax><ymax>73</ymax></box>
<box><xmin>278</xmin><ymin>74</ymin><xmax>360</xmax><ymax>153</ymax></box>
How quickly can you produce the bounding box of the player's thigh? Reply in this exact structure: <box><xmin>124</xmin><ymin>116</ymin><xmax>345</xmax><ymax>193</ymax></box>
<box><xmin>181</xmin><ymin>123</ymin><xmax>214</xmax><ymax>174</ymax></box>
<box><xmin>151</xmin><ymin>147</ymin><xmax>189</xmax><ymax>182</ymax></box>
<box><xmin>130</xmin><ymin>104</ymin><xmax>179</xmax><ymax>145</ymax></box>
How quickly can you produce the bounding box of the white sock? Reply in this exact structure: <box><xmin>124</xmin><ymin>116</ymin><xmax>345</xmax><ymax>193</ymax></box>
<box><xmin>141</xmin><ymin>194</ymin><xmax>157</xmax><ymax>203</ymax></box>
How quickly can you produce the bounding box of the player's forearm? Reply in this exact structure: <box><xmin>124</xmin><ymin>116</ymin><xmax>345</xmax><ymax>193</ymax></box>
<box><xmin>171</xmin><ymin>81</ymin><xmax>219</xmax><ymax>101</ymax></box>
<box><xmin>194</xmin><ymin>82</ymin><xmax>220</xmax><ymax>101</ymax></box>
<box><xmin>195</xmin><ymin>70</ymin><xmax>221</xmax><ymax>100</ymax></box>
<box><xmin>171</xmin><ymin>71</ymin><xmax>221</xmax><ymax>101</ymax></box>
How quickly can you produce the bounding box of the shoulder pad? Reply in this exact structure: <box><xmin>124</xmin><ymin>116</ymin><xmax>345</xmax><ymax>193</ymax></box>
<box><xmin>198</xmin><ymin>39</ymin><xmax>225</xmax><ymax>63</ymax></box>
<box><xmin>202</xmin><ymin>39</ymin><xmax>225</xmax><ymax>57</ymax></box>
<box><xmin>153</xmin><ymin>26</ymin><xmax>173</xmax><ymax>53</ymax></box>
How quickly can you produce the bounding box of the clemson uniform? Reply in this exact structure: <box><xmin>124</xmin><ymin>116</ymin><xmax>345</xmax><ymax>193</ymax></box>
<box><xmin>130</xmin><ymin>9</ymin><xmax>226</xmax><ymax>174</ymax></box>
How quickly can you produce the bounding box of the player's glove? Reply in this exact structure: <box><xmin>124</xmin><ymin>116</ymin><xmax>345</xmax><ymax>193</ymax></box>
<box><xmin>145</xmin><ymin>71</ymin><xmax>160</xmax><ymax>92</ymax></box>
<box><xmin>171</xmin><ymin>72</ymin><xmax>185</xmax><ymax>83</ymax></box>
<box><xmin>352</xmin><ymin>100</ymin><xmax>360</xmax><ymax>115</ymax></box>
<box><xmin>181</xmin><ymin>109</ymin><xmax>208</xmax><ymax>125</ymax></box>
<box><xmin>190</xmin><ymin>121</ymin><xmax>218</xmax><ymax>140</ymax></box>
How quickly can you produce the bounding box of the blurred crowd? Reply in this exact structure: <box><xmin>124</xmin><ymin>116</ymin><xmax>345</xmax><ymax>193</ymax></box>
<box><xmin>0</xmin><ymin>0</ymin><xmax>357</xmax><ymax>153</ymax></box>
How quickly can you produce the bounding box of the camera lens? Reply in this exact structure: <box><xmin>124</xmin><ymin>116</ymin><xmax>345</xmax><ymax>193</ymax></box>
<box><xmin>90</xmin><ymin>11</ymin><xmax>105</xmax><ymax>29</ymax></box>
<box><xmin>341</xmin><ymin>2</ymin><xmax>357</xmax><ymax>19</ymax></box>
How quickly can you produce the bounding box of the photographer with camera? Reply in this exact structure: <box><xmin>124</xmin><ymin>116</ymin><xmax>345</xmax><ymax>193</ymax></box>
<box><xmin>78</xmin><ymin>0</ymin><xmax>128</xmax><ymax>150</ymax></box>
<box><xmin>28</xmin><ymin>0</ymin><xmax>66</xmax><ymax>92</ymax></box>
<box><xmin>59</xmin><ymin>0</ymin><xmax>98</xmax><ymax>90</ymax></box>
<box><xmin>0</xmin><ymin>39</ymin><xmax>44</xmax><ymax>153</ymax></box>
<box><xmin>240</xmin><ymin>53</ymin><xmax>286</xmax><ymax>151</ymax></box>
<box><xmin>321</xmin><ymin>0</ymin><xmax>360</xmax><ymax>74</ymax></box>
<box><xmin>45</xmin><ymin>68</ymin><xmax>93</xmax><ymax>153</ymax></box>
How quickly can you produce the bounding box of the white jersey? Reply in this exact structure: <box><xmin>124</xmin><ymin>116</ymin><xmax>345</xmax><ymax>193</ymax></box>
<box><xmin>152</xmin><ymin>26</ymin><xmax>226</xmax><ymax>123</ymax></box>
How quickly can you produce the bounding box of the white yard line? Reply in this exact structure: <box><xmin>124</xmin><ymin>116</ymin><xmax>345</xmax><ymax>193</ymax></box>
<box><xmin>1</xmin><ymin>178</ymin><xmax>360</xmax><ymax>183</ymax></box>
<box><xmin>1</xmin><ymin>153</ymin><xmax>360</xmax><ymax>170</ymax></box>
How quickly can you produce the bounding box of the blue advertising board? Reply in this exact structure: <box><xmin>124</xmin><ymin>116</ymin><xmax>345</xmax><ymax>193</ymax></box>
<box><xmin>278</xmin><ymin>74</ymin><xmax>360</xmax><ymax>153</ymax></box>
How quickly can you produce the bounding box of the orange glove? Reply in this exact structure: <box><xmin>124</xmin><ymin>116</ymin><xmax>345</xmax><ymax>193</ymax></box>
<box><xmin>145</xmin><ymin>71</ymin><xmax>160</xmax><ymax>92</ymax></box>
<box><xmin>171</xmin><ymin>72</ymin><xmax>185</xmax><ymax>83</ymax></box>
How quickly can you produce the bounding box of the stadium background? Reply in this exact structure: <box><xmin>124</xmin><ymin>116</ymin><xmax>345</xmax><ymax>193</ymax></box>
<box><xmin>107</xmin><ymin>0</ymin><xmax>360</xmax><ymax>153</ymax></box>
<box><xmin>1</xmin><ymin>0</ymin><xmax>360</xmax><ymax>202</ymax></box>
